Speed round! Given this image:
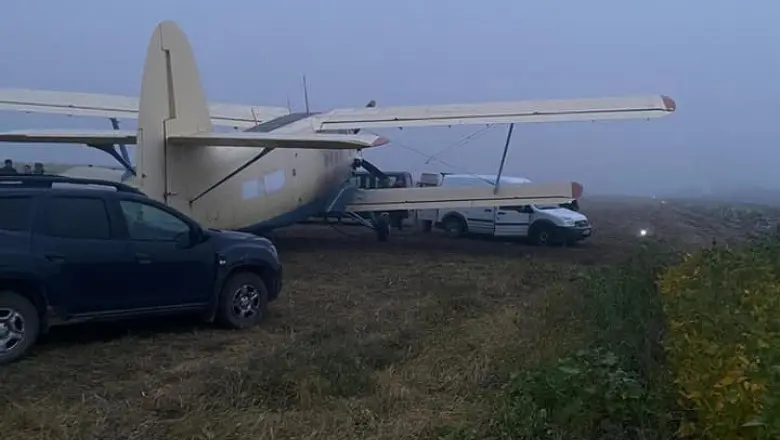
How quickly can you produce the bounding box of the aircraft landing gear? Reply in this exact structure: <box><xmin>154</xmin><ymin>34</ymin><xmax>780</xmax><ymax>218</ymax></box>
<box><xmin>336</xmin><ymin>211</ymin><xmax>391</xmax><ymax>242</ymax></box>
<box><xmin>373</xmin><ymin>212</ymin><xmax>391</xmax><ymax>242</ymax></box>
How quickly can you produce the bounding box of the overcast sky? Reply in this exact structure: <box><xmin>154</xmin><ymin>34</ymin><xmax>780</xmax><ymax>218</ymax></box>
<box><xmin>0</xmin><ymin>0</ymin><xmax>778</xmax><ymax>195</ymax></box>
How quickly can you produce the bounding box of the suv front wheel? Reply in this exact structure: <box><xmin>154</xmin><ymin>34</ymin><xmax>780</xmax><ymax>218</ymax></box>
<box><xmin>215</xmin><ymin>272</ymin><xmax>269</xmax><ymax>329</ymax></box>
<box><xmin>0</xmin><ymin>291</ymin><xmax>40</xmax><ymax>365</ymax></box>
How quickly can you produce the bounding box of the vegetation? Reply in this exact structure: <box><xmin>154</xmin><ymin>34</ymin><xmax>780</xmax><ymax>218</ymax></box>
<box><xmin>440</xmin><ymin>244</ymin><xmax>680</xmax><ymax>440</ymax></box>
<box><xmin>441</xmin><ymin>224</ymin><xmax>780</xmax><ymax>439</ymax></box>
<box><xmin>660</xmin><ymin>242</ymin><xmax>780</xmax><ymax>439</ymax></box>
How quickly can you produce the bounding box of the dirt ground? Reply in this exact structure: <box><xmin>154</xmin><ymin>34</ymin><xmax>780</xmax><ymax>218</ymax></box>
<box><xmin>2</xmin><ymin>196</ymin><xmax>779</xmax><ymax>440</ymax></box>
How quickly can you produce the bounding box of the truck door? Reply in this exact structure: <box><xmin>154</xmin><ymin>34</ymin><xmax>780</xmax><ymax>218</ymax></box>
<box><xmin>465</xmin><ymin>206</ymin><xmax>496</xmax><ymax>235</ymax></box>
<box><xmin>494</xmin><ymin>205</ymin><xmax>532</xmax><ymax>237</ymax></box>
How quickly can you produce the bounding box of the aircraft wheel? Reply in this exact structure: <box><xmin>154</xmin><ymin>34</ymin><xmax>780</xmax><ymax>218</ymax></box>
<box><xmin>375</xmin><ymin>214</ymin><xmax>391</xmax><ymax>242</ymax></box>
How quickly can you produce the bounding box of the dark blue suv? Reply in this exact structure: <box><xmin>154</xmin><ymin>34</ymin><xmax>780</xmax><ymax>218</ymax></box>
<box><xmin>0</xmin><ymin>175</ymin><xmax>283</xmax><ymax>364</ymax></box>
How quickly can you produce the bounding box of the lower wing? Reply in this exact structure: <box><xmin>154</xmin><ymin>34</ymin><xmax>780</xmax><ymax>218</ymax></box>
<box><xmin>344</xmin><ymin>183</ymin><xmax>582</xmax><ymax>211</ymax></box>
<box><xmin>0</xmin><ymin>130</ymin><xmax>387</xmax><ymax>150</ymax></box>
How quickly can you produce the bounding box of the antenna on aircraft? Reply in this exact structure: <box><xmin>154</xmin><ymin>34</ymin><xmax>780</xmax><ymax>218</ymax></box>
<box><xmin>302</xmin><ymin>74</ymin><xmax>311</xmax><ymax>115</ymax></box>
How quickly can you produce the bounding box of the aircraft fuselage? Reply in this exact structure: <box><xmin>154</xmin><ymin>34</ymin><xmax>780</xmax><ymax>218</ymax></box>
<box><xmin>156</xmin><ymin>112</ymin><xmax>360</xmax><ymax>232</ymax></box>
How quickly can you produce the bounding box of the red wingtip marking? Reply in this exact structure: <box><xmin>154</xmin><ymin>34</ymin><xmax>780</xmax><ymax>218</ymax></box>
<box><xmin>372</xmin><ymin>136</ymin><xmax>390</xmax><ymax>147</ymax></box>
<box><xmin>572</xmin><ymin>182</ymin><xmax>584</xmax><ymax>199</ymax></box>
<box><xmin>661</xmin><ymin>95</ymin><xmax>677</xmax><ymax>112</ymax></box>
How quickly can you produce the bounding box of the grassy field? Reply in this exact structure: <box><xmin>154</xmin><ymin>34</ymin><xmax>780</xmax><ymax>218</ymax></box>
<box><xmin>2</xmin><ymin>196</ymin><xmax>779</xmax><ymax>439</ymax></box>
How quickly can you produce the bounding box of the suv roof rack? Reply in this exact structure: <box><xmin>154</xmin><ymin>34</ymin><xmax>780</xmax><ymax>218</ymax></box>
<box><xmin>0</xmin><ymin>174</ymin><xmax>144</xmax><ymax>194</ymax></box>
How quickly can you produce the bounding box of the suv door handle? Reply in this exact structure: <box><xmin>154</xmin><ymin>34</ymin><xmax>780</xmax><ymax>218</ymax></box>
<box><xmin>483</xmin><ymin>209</ymin><xmax>492</xmax><ymax>212</ymax></box>
<box><xmin>44</xmin><ymin>253</ymin><xmax>65</xmax><ymax>263</ymax></box>
<box><xmin>497</xmin><ymin>212</ymin><xmax>506</xmax><ymax>216</ymax></box>
<box><xmin>135</xmin><ymin>253</ymin><xmax>152</xmax><ymax>264</ymax></box>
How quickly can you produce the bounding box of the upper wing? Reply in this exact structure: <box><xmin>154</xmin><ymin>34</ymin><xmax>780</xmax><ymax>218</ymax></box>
<box><xmin>0</xmin><ymin>129</ymin><xmax>388</xmax><ymax>150</ymax></box>
<box><xmin>345</xmin><ymin>182</ymin><xmax>581</xmax><ymax>211</ymax></box>
<box><xmin>0</xmin><ymin>88</ymin><xmax>290</xmax><ymax>128</ymax></box>
<box><xmin>310</xmin><ymin>95</ymin><xmax>676</xmax><ymax>130</ymax></box>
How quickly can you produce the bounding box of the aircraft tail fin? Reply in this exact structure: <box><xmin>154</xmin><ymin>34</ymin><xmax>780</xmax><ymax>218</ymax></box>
<box><xmin>136</xmin><ymin>20</ymin><xmax>213</xmax><ymax>212</ymax></box>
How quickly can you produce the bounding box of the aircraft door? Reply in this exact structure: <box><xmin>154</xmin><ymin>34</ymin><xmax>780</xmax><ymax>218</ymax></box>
<box><xmin>494</xmin><ymin>205</ymin><xmax>532</xmax><ymax>237</ymax></box>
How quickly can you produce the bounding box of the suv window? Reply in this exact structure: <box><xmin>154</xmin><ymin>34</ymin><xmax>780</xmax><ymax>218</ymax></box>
<box><xmin>119</xmin><ymin>200</ymin><xmax>190</xmax><ymax>241</ymax></box>
<box><xmin>0</xmin><ymin>196</ymin><xmax>34</xmax><ymax>232</ymax></box>
<box><xmin>44</xmin><ymin>197</ymin><xmax>111</xmax><ymax>239</ymax></box>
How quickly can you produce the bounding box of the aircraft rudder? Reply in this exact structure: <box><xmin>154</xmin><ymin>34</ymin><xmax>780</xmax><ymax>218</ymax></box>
<box><xmin>136</xmin><ymin>20</ymin><xmax>213</xmax><ymax>209</ymax></box>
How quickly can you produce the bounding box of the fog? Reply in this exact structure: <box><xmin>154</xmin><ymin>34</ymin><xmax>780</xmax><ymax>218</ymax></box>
<box><xmin>1</xmin><ymin>0</ymin><xmax>778</xmax><ymax>197</ymax></box>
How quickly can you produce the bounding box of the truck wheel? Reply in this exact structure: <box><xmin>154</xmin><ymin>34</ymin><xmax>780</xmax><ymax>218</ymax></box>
<box><xmin>530</xmin><ymin>223</ymin><xmax>556</xmax><ymax>246</ymax></box>
<box><xmin>215</xmin><ymin>272</ymin><xmax>269</xmax><ymax>329</ymax></box>
<box><xmin>0</xmin><ymin>291</ymin><xmax>40</xmax><ymax>365</ymax></box>
<box><xmin>443</xmin><ymin>216</ymin><xmax>467</xmax><ymax>238</ymax></box>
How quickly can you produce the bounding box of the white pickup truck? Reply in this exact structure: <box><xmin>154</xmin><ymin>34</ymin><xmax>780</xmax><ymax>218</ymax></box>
<box><xmin>416</xmin><ymin>173</ymin><xmax>591</xmax><ymax>245</ymax></box>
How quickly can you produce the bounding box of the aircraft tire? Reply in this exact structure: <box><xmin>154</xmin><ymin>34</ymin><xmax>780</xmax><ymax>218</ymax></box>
<box><xmin>375</xmin><ymin>214</ymin><xmax>391</xmax><ymax>242</ymax></box>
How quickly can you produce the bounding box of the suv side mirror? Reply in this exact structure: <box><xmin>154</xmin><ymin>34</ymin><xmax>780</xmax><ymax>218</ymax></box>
<box><xmin>174</xmin><ymin>225</ymin><xmax>203</xmax><ymax>249</ymax></box>
<box><xmin>189</xmin><ymin>224</ymin><xmax>206</xmax><ymax>244</ymax></box>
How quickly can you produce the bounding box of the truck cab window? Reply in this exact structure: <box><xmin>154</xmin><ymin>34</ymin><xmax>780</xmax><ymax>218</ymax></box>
<box><xmin>120</xmin><ymin>200</ymin><xmax>190</xmax><ymax>241</ymax></box>
<box><xmin>499</xmin><ymin>205</ymin><xmax>532</xmax><ymax>213</ymax></box>
<box><xmin>44</xmin><ymin>197</ymin><xmax>111</xmax><ymax>239</ymax></box>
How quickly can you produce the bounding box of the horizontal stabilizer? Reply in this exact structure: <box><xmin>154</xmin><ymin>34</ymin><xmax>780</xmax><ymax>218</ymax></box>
<box><xmin>312</xmin><ymin>95</ymin><xmax>676</xmax><ymax>130</ymax></box>
<box><xmin>0</xmin><ymin>88</ymin><xmax>290</xmax><ymax>128</ymax></box>
<box><xmin>344</xmin><ymin>182</ymin><xmax>582</xmax><ymax>211</ymax></box>
<box><xmin>168</xmin><ymin>132</ymin><xmax>389</xmax><ymax>149</ymax></box>
<box><xmin>0</xmin><ymin>129</ymin><xmax>137</xmax><ymax>145</ymax></box>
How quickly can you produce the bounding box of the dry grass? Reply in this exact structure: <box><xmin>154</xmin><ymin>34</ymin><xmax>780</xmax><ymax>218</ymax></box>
<box><xmin>1</xmin><ymin>196</ymin><xmax>778</xmax><ymax>440</ymax></box>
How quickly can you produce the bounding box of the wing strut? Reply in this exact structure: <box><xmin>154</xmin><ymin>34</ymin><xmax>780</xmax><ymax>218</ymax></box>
<box><xmin>84</xmin><ymin>118</ymin><xmax>136</xmax><ymax>180</ymax></box>
<box><xmin>493</xmin><ymin>123</ymin><xmax>515</xmax><ymax>194</ymax></box>
<box><xmin>109</xmin><ymin>117</ymin><xmax>136</xmax><ymax>179</ymax></box>
<box><xmin>188</xmin><ymin>147</ymin><xmax>275</xmax><ymax>204</ymax></box>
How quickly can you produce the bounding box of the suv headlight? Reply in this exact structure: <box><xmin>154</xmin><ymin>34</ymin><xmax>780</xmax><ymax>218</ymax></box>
<box><xmin>562</xmin><ymin>218</ymin><xmax>575</xmax><ymax>226</ymax></box>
